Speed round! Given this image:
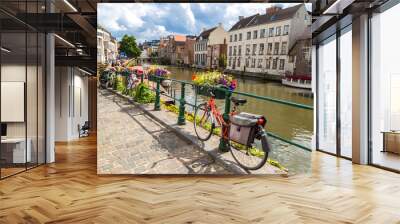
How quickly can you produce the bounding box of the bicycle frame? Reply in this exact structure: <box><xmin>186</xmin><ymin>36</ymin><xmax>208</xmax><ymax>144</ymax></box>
<box><xmin>205</xmin><ymin>96</ymin><xmax>239</xmax><ymax>140</ymax></box>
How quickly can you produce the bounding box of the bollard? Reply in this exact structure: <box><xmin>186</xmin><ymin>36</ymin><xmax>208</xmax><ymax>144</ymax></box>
<box><xmin>141</xmin><ymin>73</ymin><xmax>144</xmax><ymax>83</ymax></box>
<box><xmin>218</xmin><ymin>89</ymin><xmax>231</xmax><ymax>152</ymax></box>
<box><xmin>154</xmin><ymin>77</ymin><xmax>161</xmax><ymax>111</ymax></box>
<box><xmin>177</xmin><ymin>82</ymin><xmax>186</xmax><ymax>125</ymax></box>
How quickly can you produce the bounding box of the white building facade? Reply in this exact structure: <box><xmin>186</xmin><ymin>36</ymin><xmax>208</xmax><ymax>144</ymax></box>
<box><xmin>97</xmin><ymin>27</ymin><xmax>118</xmax><ymax>65</ymax></box>
<box><xmin>226</xmin><ymin>4</ymin><xmax>311</xmax><ymax>78</ymax></box>
<box><xmin>194</xmin><ymin>24</ymin><xmax>228</xmax><ymax>68</ymax></box>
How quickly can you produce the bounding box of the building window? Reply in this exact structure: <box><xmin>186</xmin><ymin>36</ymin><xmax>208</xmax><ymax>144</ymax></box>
<box><xmin>247</xmin><ymin>32</ymin><xmax>251</xmax><ymax>40</ymax></box>
<box><xmin>251</xmin><ymin>58</ymin><xmax>256</xmax><ymax>68</ymax></box>
<box><xmin>267</xmin><ymin>43</ymin><xmax>273</xmax><ymax>55</ymax></box>
<box><xmin>272</xmin><ymin>58</ymin><xmax>277</xmax><ymax>69</ymax></box>
<box><xmin>259</xmin><ymin>43</ymin><xmax>264</xmax><ymax>55</ymax></box>
<box><xmin>283</xmin><ymin>25</ymin><xmax>289</xmax><ymax>35</ymax></box>
<box><xmin>269</xmin><ymin>28</ymin><xmax>274</xmax><ymax>37</ymax></box>
<box><xmin>302</xmin><ymin>46</ymin><xmax>310</xmax><ymax>62</ymax></box>
<box><xmin>279</xmin><ymin>59</ymin><xmax>285</xmax><ymax>70</ymax></box>
<box><xmin>238</xmin><ymin>45</ymin><xmax>242</xmax><ymax>56</ymax></box>
<box><xmin>234</xmin><ymin>34</ymin><xmax>237</xmax><ymax>42</ymax></box>
<box><xmin>233</xmin><ymin>46</ymin><xmax>237</xmax><ymax>56</ymax></box>
<box><xmin>245</xmin><ymin>58</ymin><xmax>250</xmax><ymax>67</ymax></box>
<box><xmin>266</xmin><ymin>58</ymin><xmax>271</xmax><ymax>69</ymax></box>
<box><xmin>289</xmin><ymin>55</ymin><xmax>295</xmax><ymax>63</ymax></box>
<box><xmin>237</xmin><ymin>57</ymin><xmax>241</xmax><ymax>67</ymax></box>
<box><xmin>239</xmin><ymin>33</ymin><xmax>242</xmax><ymax>41</ymax></box>
<box><xmin>252</xmin><ymin>44</ymin><xmax>257</xmax><ymax>55</ymax></box>
<box><xmin>253</xmin><ymin>30</ymin><xmax>258</xmax><ymax>39</ymax></box>
<box><xmin>246</xmin><ymin>44</ymin><xmax>250</xmax><ymax>55</ymax></box>
<box><xmin>260</xmin><ymin>29</ymin><xmax>265</xmax><ymax>38</ymax></box>
<box><xmin>281</xmin><ymin>42</ymin><xmax>287</xmax><ymax>55</ymax></box>
<box><xmin>229</xmin><ymin>46</ymin><xmax>232</xmax><ymax>56</ymax></box>
<box><xmin>276</xmin><ymin>26</ymin><xmax>281</xmax><ymax>36</ymax></box>
<box><xmin>230</xmin><ymin>35</ymin><xmax>232</xmax><ymax>42</ymax></box>
<box><xmin>274</xmin><ymin>42</ymin><xmax>279</xmax><ymax>55</ymax></box>
<box><xmin>257</xmin><ymin>59</ymin><xmax>263</xmax><ymax>68</ymax></box>
<box><xmin>228</xmin><ymin>57</ymin><xmax>232</xmax><ymax>67</ymax></box>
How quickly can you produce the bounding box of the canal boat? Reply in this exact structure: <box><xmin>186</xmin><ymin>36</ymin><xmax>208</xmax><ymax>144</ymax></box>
<box><xmin>282</xmin><ymin>74</ymin><xmax>312</xmax><ymax>90</ymax></box>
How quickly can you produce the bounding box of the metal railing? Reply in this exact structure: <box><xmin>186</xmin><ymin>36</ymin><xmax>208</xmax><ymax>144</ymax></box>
<box><xmin>146</xmin><ymin>75</ymin><xmax>313</xmax><ymax>152</ymax></box>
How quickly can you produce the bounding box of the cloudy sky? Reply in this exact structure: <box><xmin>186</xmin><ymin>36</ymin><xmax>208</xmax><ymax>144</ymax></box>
<box><xmin>98</xmin><ymin>3</ymin><xmax>311</xmax><ymax>43</ymax></box>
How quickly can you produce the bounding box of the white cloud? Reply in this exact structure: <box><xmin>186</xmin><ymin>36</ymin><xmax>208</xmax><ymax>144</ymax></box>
<box><xmin>98</xmin><ymin>3</ymin><xmax>307</xmax><ymax>43</ymax></box>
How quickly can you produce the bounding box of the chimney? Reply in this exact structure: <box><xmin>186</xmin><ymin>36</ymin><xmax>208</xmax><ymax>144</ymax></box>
<box><xmin>202</xmin><ymin>27</ymin><xmax>206</xmax><ymax>32</ymax></box>
<box><xmin>218</xmin><ymin>22</ymin><xmax>222</xmax><ymax>27</ymax></box>
<box><xmin>266</xmin><ymin>6</ymin><xmax>281</xmax><ymax>15</ymax></box>
<box><xmin>238</xmin><ymin>16</ymin><xmax>244</xmax><ymax>20</ymax></box>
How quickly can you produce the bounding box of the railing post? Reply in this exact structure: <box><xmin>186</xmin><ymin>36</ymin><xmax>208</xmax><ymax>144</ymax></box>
<box><xmin>141</xmin><ymin>73</ymin><xmax>144</xmax><ymax>83</ymax></box>
<box><xmin>218</xmin><ymin>89</ymin><xmax>231</xmax><ymax>152</ymax></box>
<box><xmin>177</xmin><ymin>82</ymin><xmax>186</xmax><ymax>125</ymax></box>
<box><xmin>154</xmin><ymin>77</ymin><xmax>161</xmax><ymax>111</ymax></box>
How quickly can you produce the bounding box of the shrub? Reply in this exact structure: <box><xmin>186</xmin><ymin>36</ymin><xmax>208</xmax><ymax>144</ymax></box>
<box><xmin>133</xmin><ymin>83</ymin><xmax>155</xmax><ymax>104</ymax></box>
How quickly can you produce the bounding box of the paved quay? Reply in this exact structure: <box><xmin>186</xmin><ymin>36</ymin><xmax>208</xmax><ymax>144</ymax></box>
<box><xmin>97</xmin><ymin>88</ymin><xmax>285</xmax><ymax>175</ymax></box>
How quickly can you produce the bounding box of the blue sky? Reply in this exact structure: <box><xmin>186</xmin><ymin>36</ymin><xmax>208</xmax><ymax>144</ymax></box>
<box><xmin>98</xmin><ymin>3</ymin><xmax>311</xmax><ymax>43</ymax></box>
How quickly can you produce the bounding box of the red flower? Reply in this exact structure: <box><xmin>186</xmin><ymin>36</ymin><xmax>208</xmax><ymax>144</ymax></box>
<box><xmin>192</xmin><ymin>74</ymin><xmax>197</xmax><ymax>81</ymax></box>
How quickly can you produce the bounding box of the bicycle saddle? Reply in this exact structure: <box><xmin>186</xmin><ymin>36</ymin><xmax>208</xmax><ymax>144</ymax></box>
<box><xmin>231</xmin><ymin>97</ymin><xmax>247</xmax><ymax>105</ymax></box>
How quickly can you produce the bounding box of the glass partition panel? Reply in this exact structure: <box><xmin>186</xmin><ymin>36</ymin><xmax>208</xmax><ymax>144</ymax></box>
<box><xmin>317</xmin><ymin>35</ymin><xmax>337</xmax><ymax>154</ymax></box>
<box><xmin>339</xmin><ymin>26</ymin><xmax>352</xmax><ymax>158</ymax></box>
<box><xmin>371</xmin><ymin>3</ymin><xmax>400</xmax><ymax>171</ymax></box>
<box><xmin>1</xmin><ymin>30</ymin><xmax>27</xmax><ymax>177</ymax></box>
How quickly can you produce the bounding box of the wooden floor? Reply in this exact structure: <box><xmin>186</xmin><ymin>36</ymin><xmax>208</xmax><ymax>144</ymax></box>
<box><xmin>0</xmin><ymin>135</ymin><xmax>400</xmax><ymax>223</ymax></box>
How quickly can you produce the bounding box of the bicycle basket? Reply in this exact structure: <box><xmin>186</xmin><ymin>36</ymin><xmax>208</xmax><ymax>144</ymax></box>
<box><xmin>229</xmin><ymin>112</ymin><xmax>260</xmax><ymax>146</ymax></box>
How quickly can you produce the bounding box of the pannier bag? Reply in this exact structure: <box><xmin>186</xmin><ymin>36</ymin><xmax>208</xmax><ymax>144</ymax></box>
<box><xmin>229</xmin><ymin>112</ymin><xmax>264</xmax><ymax>146</ymax></box>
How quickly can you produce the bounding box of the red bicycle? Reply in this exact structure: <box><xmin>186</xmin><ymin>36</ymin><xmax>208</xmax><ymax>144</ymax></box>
<box><xmin>193</xmin><ymin>88</ymin><xmax>271</xmax><ymax>170</ymax></box>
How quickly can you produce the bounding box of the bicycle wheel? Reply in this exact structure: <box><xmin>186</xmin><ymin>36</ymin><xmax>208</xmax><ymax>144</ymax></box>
<box><xmin>229</xmin><ymin>128</ymin><xmax>270</xmax><ymax>170</ymax></box>
<box><xmin>194</xmin><ymin>102</ymin><xmax>214</xmax><ymax>141</ymax></box>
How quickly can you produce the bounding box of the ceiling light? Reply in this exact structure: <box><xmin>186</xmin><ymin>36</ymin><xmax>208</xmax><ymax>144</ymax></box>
<box><xmin>54</xmin><ymin>34</ymin><xmax>75</xmax><ymax>48</ymax></box>
<box><xmin>1</xmin><ymin>47</ymin><xmax>11</xmax><ymax>53</ymax></box>
<box><xmin>78</xmin><ymin>68</ymin><xmax>92</xmax><ymax>76</ymax></box>
<box><xmin>63</xmin><ymin>0</ymin><xmax>78</xmax><ymax>12</ymax></box>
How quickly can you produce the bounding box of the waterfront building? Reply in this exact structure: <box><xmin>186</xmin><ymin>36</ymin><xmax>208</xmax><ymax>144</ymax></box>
<box><xmin>184</xmin><ymin>35</ymin><xmax>196</xmax><ymax>66</ymax></box>
<box><xmin>194</xmin><ymin>23</ymin><xmax>228</xmax><ymax>69</ymax></box>
<box><xmin>288</xmin><ymin>29</ymin><xmax>311</xmax><ymax>77</ymax></box>
<box><xmin>141</xmin><ymin>40</ymin><xmax>160</xmax><ymax>57</ymax></box>
<box><xmin>97</xmin><ymin>26</ymin><xmax>119</xmax><ymax>65</ymax></box>
<box><xmin>167</xmin><ymin>35</ymin><xmax>186</xmax><ymax>65</ymax></box>
<box><xmin>158</xmin><ymin>36</ymin><xmax>169</xmax><ymax>60</ymax></box>
<box><xmin>226</xmin><ymin>4</ymin><xmax>311</xmax><ymax>79</ymax></box>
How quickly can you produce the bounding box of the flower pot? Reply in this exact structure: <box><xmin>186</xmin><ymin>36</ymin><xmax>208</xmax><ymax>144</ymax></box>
<box><xmin>196</xmin><ymin>85</ymin><xmax>227</xmax><ymax>99</ymax></box>
<box><xmin>161</xmin><ymin>79</ymin><xmax>172</xmax><ymax>88</ymax></box>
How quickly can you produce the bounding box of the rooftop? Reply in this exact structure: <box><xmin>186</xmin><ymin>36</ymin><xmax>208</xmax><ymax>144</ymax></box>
<box><xmin>173</xmin><ymin>35</ymin><xmax>186</xmax><ymax>42</ymax></box>
<box><xmin>229</xmin><ymin>4</ymin><xmax>303</xmax><ymax>31</ymax></box>
<box><xmin>196</xmin><ymin>27</ymin><xmax>217</xmax><ymax>40</ymax></box>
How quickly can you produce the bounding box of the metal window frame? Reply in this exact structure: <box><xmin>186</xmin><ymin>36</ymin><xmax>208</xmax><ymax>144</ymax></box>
<box><xmin>0</xmin><ymin>0</ymin><xmax>48</xmax><ymax>180</ymax></box>
<box><xmin>315</xmin><ymin>23</ymin><xmax>353</xmax><ymax>161</ymax></box>
<box><xmin>367</xmin><ymin>0</ymin><xmax>400</xmax><ymax>173</ymax></box>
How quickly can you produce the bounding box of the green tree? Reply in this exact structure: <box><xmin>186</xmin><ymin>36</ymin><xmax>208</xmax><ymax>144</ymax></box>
<box><xmin>119</xmin><ymin>35</ymin><xmax>141</xmax><ymax>58</ymax></box>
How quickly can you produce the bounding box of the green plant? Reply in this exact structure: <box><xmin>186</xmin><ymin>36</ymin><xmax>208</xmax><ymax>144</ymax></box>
<box><xmin>133</xmin><ymin>83</ymin><xmax>155</xmax><ymax>104</ymax></box>
<box><xmin>119</xmin><ymin>35</ymin><xmax>141</xmax><ymax>58</ymax></box>
<box><xmin>116</xmin><ymin>76</ymin><xmax>127</xmax><ymax>93</ymax></box>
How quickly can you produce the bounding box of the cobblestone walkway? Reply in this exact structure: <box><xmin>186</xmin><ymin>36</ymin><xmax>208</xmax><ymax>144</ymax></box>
<box><xmin>97</xmin><ymin>89</ymin><xmax>232</xmax><ymax>174</ymax></box>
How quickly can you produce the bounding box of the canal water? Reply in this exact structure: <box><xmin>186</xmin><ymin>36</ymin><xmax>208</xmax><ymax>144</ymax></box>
<box><xmin>160</xmin><ymin>66</ymin><xmax>313</xmax><ymax>174</ymax></box>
